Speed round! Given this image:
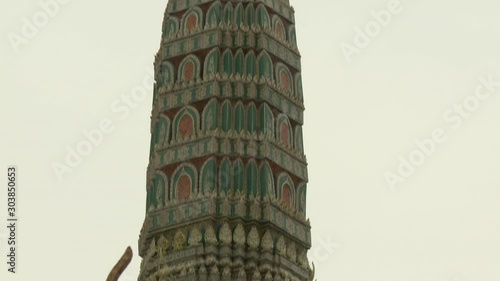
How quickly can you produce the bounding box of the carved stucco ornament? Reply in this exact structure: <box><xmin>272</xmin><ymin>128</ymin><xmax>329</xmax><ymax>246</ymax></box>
<box><xmin>222</xmin><ymin>267</ymin><xmax>231</xmax><ymax>279</ymax></box>
<box><xmin>276</xmin><ymin>236</ymin><xmax>286</xmax><ymax>256</ymax></box>
<box><xmin>180</xmin><ymin>266</ymin><xmax>187</xmax><ymax>276</ymax></box>
<box><xmin>233</xmin><ymin>224</ymin><xmax>246</xmax><ymax>246</ymax></box>
<box><xmin>147</xmin><ymin>238</ymin><xmax>156</xmax><ymax>258</ymax></box>
<box><xmin>205</xmin><ymin>225</ymin><xmax>217</xmax><ymax>245</ymax></box>
<box><xmin>298</xmin><ymin>250</ymin><xmax>308</xmax><ymax>268</ymax></box>
<box><xmin>287</xmin><ymin>242</ymin><xmax>297</xmax><ymax>262</ymax></box>
<box><xmin>261</xmin><ymin>230</ymin><xmax>273</xmax><ymax>252</ymax></box>
<box><xmin>157</xmin><ymin>235</ymin><xmax>169</xmax><ymax>258</ymax></box>
<box><xmin>237</xmin><ymin>268</ymin><xmax>246</xmax><ymax>278</ymax></box>
<box><xmin>173</xmin><ymin>230</ymin><xmax>186</xmax><ymax>251</ymax></box>
<box><xmin>251</xmin><ymin>270</ymin><xmax>261</xmax><ymax>281</ymax></box>
<box><xmin>219</xmin><ymin>222</ymin><xmax>232</xmax><ymax>245</ymax></box>
<box><xmin>210</xmin><ymin>265</ymin><xmax>220</xmax><ymax>276</ymax></box>
<box><xmin>188</xmin><ymin>226</ymin><xmax>202</xmax><ymax>246</ymax></box>
<box><xmin>199</xmin><ymin>264</ymin><xmax>207</xmax><ymax>274</ymax></box>
<box><xmin>247</xmin><ymin>226</ymin><xmax>260</xmax><ymax>249</ymax></box>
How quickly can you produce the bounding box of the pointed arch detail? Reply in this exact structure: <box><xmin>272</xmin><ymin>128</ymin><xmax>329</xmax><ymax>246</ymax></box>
<box><xmin>276</xmin><ymin>172</ymin><xmax>295</xmax><ymax>209</ymax></box>
<box><xmin>246</xmin><ymin>159</ymin><xmax>259</xmax><ymax>197</ymax></box>
<box><xmin>247</xmin><ymin>102</ymin><xmax>257</xmax><ymax>133</ymax></box>
<box><xmin>178</xmin><ymin>55</ymin><xmax>201</xmax><ymax>82</ymax></box>
<box><xmin>276</xmin><ymin>114</ymin><xmax>292</xmax><ymax>147</ymax></box>
<box><xmin>257</xmin><ymin>51</ymin><xmax>273</xmax><ymax>80</ymax></box>
<box><xmin>200</xmin><ymin>157</ymin><xmax>217</xmax><ymax>195</ymax></box>
<box><xmin>171</xmin><ymin>163</ymin><xmax>198</xmax><ymax>200</ymax></box>
<box><xmin>260</xmin><ymin>161</ymin><xmax>275</xmax><ymax>200</ymax></box>
<box><xmin>163</xmin><ymin>17</ymin><xmax>179</xmax><ymax>39</ymax></box>
<box><xmin>173</xmin><ymin>106</ymin><xmax>200</xmax><ymax>141</ymax></box>
<box><xmin>276</xmin><ymin>62</ymin><xmax>293</xmax><ymax>93</ymax></box>
<box><xmin>272</xmin><ymin>15</ymin><xmax>286</xmax><ymax>41</ymax></box>
<box><xmin>205</xmin><ymin>1</ymin><xmax>222</xmax><ymax>28</ymax></box>
<box><xmin>181</xmin><ymin>7</ymin><xmax>203</xmax><ymax>32</ymax></box>
<box><xmin>204</xmin><ymin>48</ymin><xmax>220</xmax><ymax>79</ymax></box>
<box><xmin>202</xmin><ymin>98</ymin><xmax>219</xmax><ymax>131</ymax></box>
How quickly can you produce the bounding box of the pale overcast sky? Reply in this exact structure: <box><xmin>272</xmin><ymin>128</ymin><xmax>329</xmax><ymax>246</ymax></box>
<box><xmin>1</xmin><ymin>0</ymin><xmax>500</xmax><ymax>281</ymax></box>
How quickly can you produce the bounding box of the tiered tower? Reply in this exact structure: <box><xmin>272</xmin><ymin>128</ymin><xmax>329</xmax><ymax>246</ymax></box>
<box><xmin>138</xmin><ymin>0</ymin><xmax>314</xmax><ymax>280</ymax></box>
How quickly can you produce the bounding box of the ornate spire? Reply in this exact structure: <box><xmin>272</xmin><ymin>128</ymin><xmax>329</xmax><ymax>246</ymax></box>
<box><xmin>139</xmin><ymin>0</ymin><xmax>313</xmax><ymax>280</ymax></box>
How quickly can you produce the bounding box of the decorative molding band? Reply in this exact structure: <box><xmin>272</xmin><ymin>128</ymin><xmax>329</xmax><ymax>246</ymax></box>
<box><xmin>157</xmin><ymin>27</ymin><xmax>301</xmax><ymax>71</ymax></box>
<box><xmin>266</xmin><ymin>203</ymin><xmax>311</xmax><ymax>246</ymax></box>
<box><xmin>140</xmin><ymin>201</ymin><xmax>311</xmax><ymax>253</ymax></box>
<box><xmin>155</xmin><ymin>80</ymin><xmax>303</xmax><ymax>124</ymax></box>
<box><xmin>166</xmin><ymin>0</ymin><xmax>295</xmax><ymax>23</ymax></box>
<box><xmin>259</xmin><ymin>32</ymin><xmax>301</xmax><ymax>70</ymax></box>
<box><xmin>166</xmin><ymin>0</ymin><xmax>213</xmax><ymax>14</ymax></box>
<box><xmin>257</xmin><ymin>0</ymin><xmax>294</xmax><ymax>22</ymax></box>
<box><xmin>163</xmin><ymin>29</ymin><xmax>221</xmax><ymax>58</ymax></box>
<box><xmin>152</xmin><ymin>136</ymin><xmax>308</xmax><ymax>181</ymax></box>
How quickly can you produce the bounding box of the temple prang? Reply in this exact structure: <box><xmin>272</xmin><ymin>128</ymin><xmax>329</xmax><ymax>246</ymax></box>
<box><xmin>137</xmin><ymin>1</ymin><xmax>314</xmax><ymax>280</ymax></box>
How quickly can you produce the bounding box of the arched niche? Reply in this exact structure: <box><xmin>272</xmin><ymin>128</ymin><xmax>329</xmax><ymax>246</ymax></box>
<box><xmin>202</xmin><ymin>98</ymin><xmax>219</xmax><ymax>131</ymax></box>
<box><xmin>171</xmin><ymin>164</ymin><xmax>198</xmax><ymax>200</ymax></box>
<box><xmin>297</xmin><ymin>183</ymin><xmax>307</xmax><ymax>215</ymax></box>
<box><xmin>234</xmin><ymin>101</ymin><xmax>245</xmax><ymax>133</ymax></box>
<box><xmin>246</xmin><ymin>159</ymin><xmax>259</xmax><ymax>197</ymax></box>
<box><xmin>272</xmin><ymin>15</ymin><xmax>286</xmax><ymax>41</ymax></box>
<box><xmin>178</xmin><ymin>55</ymin><xmax>201</xmax><ymax>82</ymax></box>
<box><xmin>276</xmin><ymin>113</ymin><xmax>293</xmax><ymax>147</ymax></box>
<box><xmin>163</xmin><ymin>17</ymin><xmax>179</xmax><ymax>39</ymax></box>
<box><xmin>222</xmin><ymin>49</ymin><xmax>233</xmax><ymax>75</ymax></box>
<box><xmin>246</xmin><ymin>102</ymin><xmax>257</xmax><ymax>133</ymax></box>
<box><xmin>172</xmin><ymin>106</ymin><xmax>200</xmax><ymax>141</ymax></box>
<box><xmin>181</xmin><ymin>7</ymin><xmax>204</xmax><ymax>32</ymax></box>
<box><xmin>205</xmin><ymin>1</ymin><xmax>222</xmax><ymax>28</ymax></box>
<box><xmin>233</xmin><ymin>158</ymin><xmax>244</xmax><ymax>193</ymax></box>
<box><xmin>219</xmin><ymin>157</ymin><xmax>232</xmax><ymax>193</ymax></box>
<box><xmin>275</xmin><ymin>62</ymin><xmax>293</xmax><ymax>94</ymax></box>
<box><xmin>276</xmin><ymin>172</ymin><xmax>295</xmax><ymax>209</ymax></box>
<box><xmin>255</xmin><ymin>4</ymin><xmax>270</xmax><ymax>29</ymax></box>
<box><xmin>245</xmin><ymin>51</ymin><xmax>257</xmax><ymax>78</ymax></box>
<box><xmin>259</xmin><ymin>103</ymin><xmax>274</xmax><ymax>138</ymax></box>
<box><xmin>257</xmin><ymin>51</ymin><xmax>273</xmax><ymax>80</ymax></box>
<box><xmin>200</xmin><ymin>157</ymin><xmax>217</xmax><ymax>194</ymax></box>
<box><xmin>260</xmin><ymin>161</ymin><xmax>275</xmax><ymax>200</ymax></box>
<box><xmin>234</xmin><ymin>49</ymin><xmax>244</xmax><ymax>76</ymax></box>
<box><xmin>204</xmin><ymin>48</ymin><xmax>220</xmax><ymax>79</ymax></box>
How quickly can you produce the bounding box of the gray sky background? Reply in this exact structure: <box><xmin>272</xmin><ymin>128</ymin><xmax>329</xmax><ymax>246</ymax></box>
<box><xmin>1</xmin><ymin>0</ymin><xmax>500</xmax><ymax>281</ymax></box>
